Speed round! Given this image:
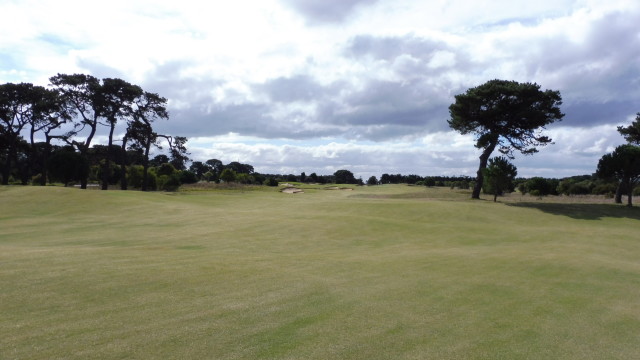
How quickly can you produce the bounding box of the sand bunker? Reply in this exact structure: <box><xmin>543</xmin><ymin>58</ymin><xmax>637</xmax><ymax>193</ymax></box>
<box><xmin>325</xmin><ymin>186</ymin><xmax>353</xmax><ymax>191</ymax></box>
<box><xmin>281</xmin><ymin>187</ymin><xmax>304</xmax><ymax>194</ymax></box>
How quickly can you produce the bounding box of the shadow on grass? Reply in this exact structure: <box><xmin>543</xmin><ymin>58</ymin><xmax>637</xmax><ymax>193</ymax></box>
<box><xmin>506</xmin><ymin>202</ymin><xmax>640</xmax><ymax>220</ymax></box>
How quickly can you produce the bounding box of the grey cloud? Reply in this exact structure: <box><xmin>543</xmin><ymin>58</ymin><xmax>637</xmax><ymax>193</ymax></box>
<box><xmin>255</xmin><ymin>75</ymin><xmax>329</xmax><ymax>103</ymax></box>
<box><xmin>325</xmin><ymin>79</ymin><xmax>452</xmax><ymax>134</ymax></box>
<box><xmin>281</xmin><ymin>0</ymin><xmax>378</xmax><ymax>25</ymax></box>
<box><xmin>346</xmin><ymin>35</ymin><xmax>446</xmax><ymax>61</ymax></box>
<box><xmin>561</xmin><ymin>100</ymin><xmax>637</xmax><ymax>127</ymax></box>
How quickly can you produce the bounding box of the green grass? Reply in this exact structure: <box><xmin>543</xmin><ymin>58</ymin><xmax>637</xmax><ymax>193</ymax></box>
<box><xmin>1</xmin><ymin>185</ymin><xmax>639</xmax><ymax>359</ymax></box>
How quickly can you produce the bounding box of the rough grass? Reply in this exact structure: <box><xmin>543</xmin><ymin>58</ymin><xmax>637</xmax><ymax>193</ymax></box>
<box><xmin>1</xmin><ymin>185</ymin><xmax>639</xmax><ymax>359</ymax></box>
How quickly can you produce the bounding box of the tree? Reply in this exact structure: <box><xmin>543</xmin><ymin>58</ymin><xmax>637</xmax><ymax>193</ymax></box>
<box><xmin>48</xmin><ymin>146</ymin><xmax>86</xmax><ymax>187</ymax></box>
<box><xmin>225</xmin><ymin>161</ymin><xmax>253</xmax><ymax>174</ymax></box>
<box><xmin>189</xmin><ymin>161</ymin><xmax>211</xmax><ymax>179</ymax></box>
<box><xmin>448</xmin><ymin>79</ymin><xmax>564</xmax><ymax>199</ymax></box>
<box><xmin>220</xmin><ymin>168</ymin><xmax>237</xmax><ymax>183</ymax></box>
<box><xmin>596</xmin><ymin>144</ymin><xmax>640</xmax><ymax>206</ymax></box>
<box><xmin>617</xmin><ymin>113</ymin><xmax>640</xmax><ymax>145</ymax></box>
<box><xmin>615</xmin><ymin>112</ymin><xmax>640</xmax><ymax>202</ymax></box>
<box><xmin>128</xmin><ymin>91</ymin><xmax>169</xmax><ymax>191</ymax></box>
<box><xmin>0</xmin><ymin>83</ymin><xmax>38</xmax><ymax>184</ymax></box>
<box><xmin>367</xmin><ymin>175</ymin><xmax>378</xmax><ymax>185</ymax></box>
<box><xmin>49</xmin><ymin>74</ymin><xmax>105</xmax><ymax>189</ymax></box>
<box><xmin>27</xmin><ymin>87</ymin><xmax>71</xmax><ymax>186</ymax></box>
<box><xmin>334</xmin><ymin>169</ymin><xmax>356</xmax><ymax>184</ymax></box>
<box><xmin>100</xmin><ymin>78</ymin><xmax>142</xmax><ymax>190</ymax></box>
<box><xmin>483</xmin><ymin>157</ymin><xmax>517</xmax><ymax>202</ymax></box>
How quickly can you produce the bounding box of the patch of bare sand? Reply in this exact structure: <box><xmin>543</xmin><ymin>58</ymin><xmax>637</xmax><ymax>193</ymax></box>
<box><xmin>281</xmin><ymin>187</ymin><xmax>304</xmax><ymax>194</ymax></box>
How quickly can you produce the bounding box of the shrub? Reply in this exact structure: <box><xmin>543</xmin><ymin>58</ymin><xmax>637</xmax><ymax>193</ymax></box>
<box><xmin>157</xmin><ymin>163</ymin><xmax>177</xmax><ymax>177</ymax></box>
<box><xmin>264</xmin><ymin>177</ymin><xmax>279</xmax><ymax>186</ymax></box>
<box><xmin>157</xmin><ymin>173</ymin><xmax>181</xmax><ymax>191</ymax></box>
<box><xmin>220</xmin><ymin>168</ymin><xmax>237</xmax><ymax>183</ymax></box>
<box><xmin>424</xmin><ymin>177</ymin><xmax>436</xmax><ymax>187</ymax></box>
<box><xmin>179</xmin><ymin>170</ymin><xmax>198</xmax><ymax>184</ymax></box>
<box><xmin>591</xmin><ymin>183</ymin><xmax>616</xmax><ymax>195</ymax></box>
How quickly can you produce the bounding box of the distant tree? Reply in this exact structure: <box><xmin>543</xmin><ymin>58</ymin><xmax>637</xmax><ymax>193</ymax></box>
<box><xmin>308</xmin><ymin>172</ymin><xmax>318</xmax><ymax>183</ymax></box>
<box><xmin>367</xmin><ymin>175</ymin><xmax>378</xmax><ymax>185</ymax></box>
<box><xmin>596</xmin><ymin>144</ymin><xmax>640</xmax><ymax>206</ymax></box>
<box><xmin>179</xmin><ymin>170</ymin><xmax>198</xmax><ymax>184</ymax></box>
<box><xmin>448</xmin><ymin>79</ymin><xmax>564</xmax><ymax>199</ymax></box>
<box><xmin>0</xmin><ymin>83</ymin><xmax>38</xmax><ymax>184</ymax></box>
<box><xmin>524</xmin><ymin>177</ymin><xmax>555</xmax><ymax>196</ymax></box>
<box><xmin>423</xmin><ymin>177</ymin><xmax>436</xmax><ymax>187</ymax></box>
<box><xmin>205</xmin><ymin>159</ymin><xmax>224</xmax><ymax>174</ymax></box>
<box><xmin>220</xmin><ymin>168</ymin><xmax>237</xmax><ymax>183</ymax></box>
<box><xmin>300</xmin><ymin>172</ymin><xmax>306</xmax><ymax>182</ymax></box>
<box><xmin>334</xmin><ymin>169</ymin><xmax>356</xmax><ymax>184</ymax></box>
<box><xmin>264</xmin><ymin>177</ymin><xmax>279</xmax><ymax>186</ymax></box>
<box><xmin>128</xmin><ymin>92</ymin><xmax>169</xmax><ymax>191</ymax></box>
<box><xmin>100</xmin><ymin>78</ymin><xmax>141</xmax><ymax>190</ymax></box>
<box><xmin>225</xmin><ymin>161</ymin><xmax>254</xmax><ymax>174</ymax></box>
<box><xmin>189</xmin><ymin>161</ymin><xmax>210</xmax><ymax>179</ymax></box>
<box><xmin>49</xmin><ymin>74</ymin><xmax>105</xmax><ymax>189</ymax></box>
<box><xmin>156</xmin><ymin>163</ymin><xmax>177</xmax><ymax>177</ymax></box>
<box><xmin>27</xmin><ymin>87</ymin><xmax>71</xmax><ymax>185</ymax></box>
<box><xmin>617</xmin><ymin>113</ymin><xmax>640</xmax><ymax>145</ymax></box>
<box><xmin>164</xmin><ymin>136</ymin><xmax>190</xmax><ymax>171</ymax></box>
<box><xmin>48</xmin><ymin>146</ymin><xmax>85</xmax><ymax>186</ymax></box>
<box><xmin>483</xmin><ymin>157</ymin><xmax>518</xmax><ymax>202</ymax></box>
<box><xmin>150</xmin><ymin>154</ymin><xmax>170</xmax><ymax>167</ymax></box>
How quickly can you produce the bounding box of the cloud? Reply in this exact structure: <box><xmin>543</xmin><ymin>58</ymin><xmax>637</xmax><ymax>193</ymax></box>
<box><xmin>187</xmin><ymin>136</ymin><xmax>478</xmax><ymax>178</ymax></box>
<box><xmin>281</xmin><ymin>0</ymin><xmax>379</xmax><ymax>25</ymax></box>
<box><xmin>4</xmin><ymin>0</ymin><xmax>639</xmax><ymax>178</ymax></box>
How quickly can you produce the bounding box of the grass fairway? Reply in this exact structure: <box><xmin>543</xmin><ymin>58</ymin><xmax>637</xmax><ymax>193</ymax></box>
<box><xmin>1</xmin><ymin>185</ymin><xmax>639</xmax><ymax>359</ymax></box>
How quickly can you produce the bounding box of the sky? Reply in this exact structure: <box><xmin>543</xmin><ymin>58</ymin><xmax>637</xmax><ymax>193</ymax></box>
<box><xmin>1</xmin><ymin>0</ymin><xmax>639</xmax><ymax>178</ymax></box>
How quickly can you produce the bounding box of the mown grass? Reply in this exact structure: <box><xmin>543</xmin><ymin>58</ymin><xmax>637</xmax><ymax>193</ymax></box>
<box><xmin>1</xmin><ymin>185</ymin><xmax>639</xmax><ymax>359</ymax></box>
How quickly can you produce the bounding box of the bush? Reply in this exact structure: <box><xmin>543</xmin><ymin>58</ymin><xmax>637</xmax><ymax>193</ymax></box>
<box><xmin>220</xmin><ymin>168</ymin><xmax>237</xmax><ymax>183</ymax></box>
<box><xmin>157</xmin><ymin>173</ymin><xmax>181</xmax><ymax>191</ymax></box>
<box><xmin>179</xmin><ymin>170</ymin><xmax>198</xmax><ymax>184</ymax></box>
<box><xmin>590</xmin><ymin>183</ymin><xmax>615</xmax><ymax>195</ymax></box>
<box><xmin>424</xmin><ymin>177</ymin><xmax>436</xmax><ymax>187</ymax></box>
<box><xmin>31</xmin><ymin>173</ymin><xmax>43</xmax><ymax>185</ymax></box>
<box><xmin>525</xmin><ymin>177</ymin><xmax>554</xmax><ymax>196</ymax></box>
<box><xmin>264</xmin><ymin>177</ymin><xmax>279</xmax><ymax>186</ymax></box>
<box><xmin>157</xmin><ymin>163</ymin><xmax>177</xmax><ymax>177</ymax></box>
<box><xmin>127</xmin><ymin>165</ymin><xmax>143</xmax><ymax>188</ymax></box>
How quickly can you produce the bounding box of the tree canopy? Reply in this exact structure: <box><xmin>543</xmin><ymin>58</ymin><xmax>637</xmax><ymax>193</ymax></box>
<box><xmin>596</xmin><ymin>144</ymin><xmax>640</xmax><ymax>207</ymax></box>
<box><xmin>617</xmin><ymin>113</ymin><xmax>640</xmax><ymax>145</ymax></box>
<box><xmin>448</xmin><ymin>79</ymin><xmax>564</xmax><ymax>199</ymax></box>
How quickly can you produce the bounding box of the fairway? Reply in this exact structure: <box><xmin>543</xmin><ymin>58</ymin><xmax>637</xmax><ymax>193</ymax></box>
<box><xmin>1</xmin><ymin>185</ymin><xmax>639</xmax><ymax>359</ymax></box>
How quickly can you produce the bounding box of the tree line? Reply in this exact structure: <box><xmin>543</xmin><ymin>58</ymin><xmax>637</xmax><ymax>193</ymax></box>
<box><xmin>0</xmin><ymin>74</ymin><xmax>188</xmax><ymax>190</ymax></box>
<box><xmin>3</xmin><ymin>76</ymin><xmax>639</xmax><ymax>205</ymax></box>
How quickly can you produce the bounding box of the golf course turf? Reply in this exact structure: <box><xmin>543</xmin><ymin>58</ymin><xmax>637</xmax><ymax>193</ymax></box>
<box><xmin>1</xmin><ymin>184</ymin><xmax>639</xmax><ymax>359</ymax></box>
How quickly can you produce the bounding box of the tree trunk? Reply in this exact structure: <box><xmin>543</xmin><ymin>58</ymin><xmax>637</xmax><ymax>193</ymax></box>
<box><xmin>120</xmin><ymin>135</ymin><xmax>129</xmax><ymax>190</ymax></box>
<box><xmin>102</xmin><ymin>123</ymin><xmax>116</xmax><ymax>190</ymax></box>
<box><xmin>615</xmin><ymin>181</ymin><xmax>624</xmax><ymax>204</ymax></box>
<box><xmin>78</xmin><ymin>147</ymin><xmax>89</xmax><ymax>189</ymax></box>
<box><xmin>141</xmin><ymin>139</ymin><xmax>151</xmax><ymax>191</ymax></box>
<box><xmin>40</xmin><ymin>135</ymin><xmax>52</xmax><ymax>186</ymax></box>
<box><xmin>1</xmin><ymin>153</ymin><xmax>10</xmax><ymax>185</ymax></box>
<box><xmin>472</xmin><ymin>141</ymin><xmax>498</xmax><ymax>199</ymax></box>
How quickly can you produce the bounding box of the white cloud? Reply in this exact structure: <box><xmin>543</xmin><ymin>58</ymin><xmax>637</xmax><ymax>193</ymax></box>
<box><xmin>1</xmin><ymin>0</ymin><xmax>638</xmax><ymax>178</ymax></box>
